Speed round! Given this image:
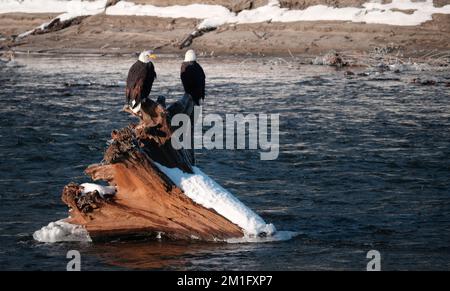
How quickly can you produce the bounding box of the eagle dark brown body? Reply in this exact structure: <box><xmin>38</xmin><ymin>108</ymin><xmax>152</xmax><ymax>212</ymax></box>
<box><xmin>126</xmin><ymin>60</ymin><xmax>156</xmax><ymax>106</ymax></box>
<box><xmin>180</xmin><ymin>61</ymin><xmax>205</xmax><ymax>106</ymax></box>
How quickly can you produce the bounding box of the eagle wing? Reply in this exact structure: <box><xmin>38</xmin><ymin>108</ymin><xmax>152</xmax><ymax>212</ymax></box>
<box><xmin>197</xmin><ymin>63</ymin><xmax>205</xmax><ymax>101</ymax></box>
<box><xmin>126</xmin><ymin>61</ymin><xmax>156</xmax><ymax>106</ymax></box>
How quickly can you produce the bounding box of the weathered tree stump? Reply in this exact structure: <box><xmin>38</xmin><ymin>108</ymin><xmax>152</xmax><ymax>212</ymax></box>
<box><xmin>62</xmin><ymin>98</ymin><xmax>243</xmax><ymax>241</ymax></box>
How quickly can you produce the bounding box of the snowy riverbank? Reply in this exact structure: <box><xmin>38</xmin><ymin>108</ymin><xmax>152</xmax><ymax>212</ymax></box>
<box><xmin>1</xmin><ymin>1</ymin><xmax>449</xmax><ymax>57</ymax></box>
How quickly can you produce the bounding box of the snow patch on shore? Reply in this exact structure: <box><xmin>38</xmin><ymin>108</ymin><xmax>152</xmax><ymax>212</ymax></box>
<box><xmin>1</xmin><ymin>0</ymin><xmax>108</xmax><ymax>38</ymax></box>
<box><xmin>201</xmin><ymin>0</ymin><xmax>450</xmax><ymax>28</ymax></box>
<box><xmin>106</xmin><ymin>1</ymin><xmax>232</xmax><ymax>20</ymax></box>
<box><xmin>155</xmin><ymin>163</ymin><xmax>278</xmax><ymax>238</ymax></box>
<box><xmin>0</xmin><ymin>0</ymin><xmax>107</xmax><ymax>15</ymax></box>
<box><xmin>33</xmin><ymin>220</ymin><xmax>92</xmax><ymax>243</ymax></box>
<box><xmin>3</xmin><ymin>0</ymin><xmax>450</xmax><ymax>28</ymax></box>
<box><xmin>105</xmin><ymin>0</ymin><xmax>450</xmax><ymax>28</ymax></box>
<box><xmin>2</xmin><ymin>0</ymin><xmax>450</xmax><ymax>34</ymax></box>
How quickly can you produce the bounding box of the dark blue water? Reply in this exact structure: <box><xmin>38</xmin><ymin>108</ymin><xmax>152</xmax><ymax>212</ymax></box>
<box><xmin>0</xmin><ymin>55</ymin><xmax>449</xmax><ymax>270</ymax></box>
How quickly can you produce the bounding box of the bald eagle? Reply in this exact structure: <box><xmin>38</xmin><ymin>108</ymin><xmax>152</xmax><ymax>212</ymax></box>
<box><xmin>180</xmin><ymin>50</ymin><xmax>205</xmax><ymax>106</ymax></box>
<box><xmin>126</xmin><ymin>50</ymin><xmax>157</xmax><ymax>113</ymax></box>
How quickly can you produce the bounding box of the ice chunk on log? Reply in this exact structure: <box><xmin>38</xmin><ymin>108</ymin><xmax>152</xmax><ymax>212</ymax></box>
<box><xmin>80</xmin><ymin>183</ymin><xmax>116</xmax><ymax>198</ymax></box>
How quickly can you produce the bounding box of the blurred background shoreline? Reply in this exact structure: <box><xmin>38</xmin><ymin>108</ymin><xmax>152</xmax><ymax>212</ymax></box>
<box><xmin>1</xmin><ymin>1</ymin><xmax>449</xmax><ymax>59</ymax></box>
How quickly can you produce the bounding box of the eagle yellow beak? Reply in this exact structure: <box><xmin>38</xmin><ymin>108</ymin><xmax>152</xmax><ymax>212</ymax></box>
<box><xmin>148</xmin><ymin>53</ymin><xmax>157</xmax><ymax>59</ymax></box>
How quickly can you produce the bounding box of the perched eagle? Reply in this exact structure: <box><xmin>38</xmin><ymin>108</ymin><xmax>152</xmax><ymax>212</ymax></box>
<box><xmin>180</xmin><ymin>50</ymin><xmax>205</xmax><ymax>106</ymax></box>
<box><xmin>126</xmin><ymin>50</ymin><xmax>157</xmax><ymax>113</ymax></box>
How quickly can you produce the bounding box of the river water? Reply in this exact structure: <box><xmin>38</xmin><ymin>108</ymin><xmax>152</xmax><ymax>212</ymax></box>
<box><xmin>0</xmin><ymin>55</ymin><xmax>449</xmax><ymax>270</ymax></box>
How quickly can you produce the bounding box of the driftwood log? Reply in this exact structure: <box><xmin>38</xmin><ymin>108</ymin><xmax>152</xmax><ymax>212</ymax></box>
<box><xmin>178</xmin><ymin>27</ymin><xmax>217</xmax><ymax>49</ymax></box>
<box><xmin>62</xmin><ymin>97</ymin><xmax>243</xmax><ymax>241</ymax></box>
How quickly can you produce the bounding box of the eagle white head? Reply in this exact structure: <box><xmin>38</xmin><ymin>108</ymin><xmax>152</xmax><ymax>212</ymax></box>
<box><xmin>138</xmin><ymin>50</ymin><xmax>156</xmax><ymax>63</ymax></box>
<box><xmin>184</xmin><ymin>49</ymin><xmax>197</xmax><ymax>62</ymax></box>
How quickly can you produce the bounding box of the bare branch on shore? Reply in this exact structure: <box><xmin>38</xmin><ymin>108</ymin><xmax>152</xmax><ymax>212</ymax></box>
<box><xmin>178</xmin><ymin>26</ymin><xmax>217</xmax><ymax>50</ymax></box>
